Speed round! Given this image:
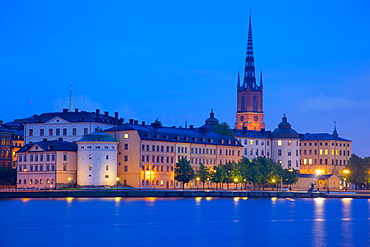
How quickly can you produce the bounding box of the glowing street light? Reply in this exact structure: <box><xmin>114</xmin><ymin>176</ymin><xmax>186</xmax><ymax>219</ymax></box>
<box><xmin>343</xmin><ymin>169</ymin><xmax>350</xmax><ymax>191</ymax></box>
<box><xmin>196</xmin><ymin>177</ymin><xmax>200</xmax><ymax>190</ymax></box>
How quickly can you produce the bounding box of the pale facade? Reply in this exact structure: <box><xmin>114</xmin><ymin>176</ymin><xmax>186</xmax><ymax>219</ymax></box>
<box><xmin>23</xmin><ymin>109</ymin><xmax>123</xmax><ymax>144</ymax></box>
<box><xmin>105</xmin><ymin>122</ymin><xmax>243</xmax><ymax>189</ymax></box>
<box><xmin>77</xmin><ymin>132</ymin><xmax>119</xmax><ymax>186</ymax></box>
<box><xmin>17</xmin><ymin>140</ymin><xmax>77</xmax><ymax>189</ymax></box>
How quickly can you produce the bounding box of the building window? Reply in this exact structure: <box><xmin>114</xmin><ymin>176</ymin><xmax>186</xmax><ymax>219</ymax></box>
<box><xmin>63</xmin><ymin>165</ymin><xmax>67</xmax><ymax>171</ymax></box>
<box><xmin>267</xmin><ymin>141</ymin><xmax>269</xmax><ymax>146</ymax></box>
<box><xmin>49</xmin><ymin>129</ymin><xmax>53</xmax><ymax>136</ymax></box>
<box><xmin>30</xmin><ymin>155</ymin><xmax>33</xmax><ymax>162</ymax></box>
<box><xmin>124</xmin><ymin>144</ymin><xmax>128</xmax><ymax>150</ymax></box>
<box><xmin>105</xmin><ymin>175</ymin><xmax>109</xmax><ymax>178</ymax></box>
<box><xmin>277</xmin><ymin>140</ymin><xmax>282</xmax><ymax>146</ymax></box>
<box><xmin>124</xmin><ymin>156</ymin><xmax>128</xmax><ymax>162</ymax></box>
<box><xmin>29</xmin><ymin>129</ymin><xmax>33</xmax><ymax>136</ymax></box>
<box><xmin>250</xmin><ymin>149</ymin><xmax>253</xmax><ymax>155</ymax></box>
<box><xmin>124</xmin><ymin>166</ymin><xmax>128</xmax><ymax>172</ymax></box>
<box><xmin>40</xmin><ymin>155</ymin><xmax>43</xmax><ymax>161</ymax></box>
<box><xmin>56</xmin><ymin>128</ymin><xmax>60</xmax><ymax>136</ymax></box>
<box><xmin>63</xmin><ymin>155</ymin><xmax>67</xmax><ymax>161</ymax></box>
<box><xmin>72</xmin><ymin>128</ymin><xmax>77</xmax><ymax>136</ymax></box>
<box><xmin>256</xmin><ymin>140</ymin><xmax>259</xmax><ymax>145</ymax></box>
<box><xmin>89</xmin><ymin>155</ymin><xmax>92</xmax><ymax>160</ymax></box>
<box><xmin>296</xmin><ymin>150</ymin><xmax>299</xmax><ymax>156</ymax></box>
<box><xmin>303</xmin><ymin>159</ymin><xmax>307</xmax><ymax>165</ymax></box>
<box><xmin>142</xmin><ymin>145</ymin><xmax>145</xmax><ymax>151</ymax></box>
<box><xmin>288</xmin><ymin>160</ymin><xmax>292</xmax><ymax>167</ymax></box>
<box><xmin>278</xmin><ymin>149</ymin><xmax>282</xmax><ymax>156</ymax></box>
<box><xmin>84</xmin><ymin>128</ymin><xmax>88</xmax><ymax>135</ymax></box>
<box><xmin>40</xmin><ymin>129</ymin><xmax>44</xmax><ymax>136</ymax></box>
<box><xmin>249</xmin><ymin>140</ymin><xmax>254</xmax><ymax>145</ymax></box>
<box><xmin>51</xmin><ymin>165</ymin><xmax>55</xmax><ymax>171</ymax></box>
<box><xmin>63</xmin><ymin>128</ymin><xmax>67</xmax><ymax>136</ymax></box>
<box><xmin>288</xmin><ymin>150</ymin><xmax>292</xmax><ymax>156</ymax></box>
<box><xmin>106</xmin><ymin>165</ymin><xmax>109</xmax><ymax>171</ymax></box>
<box><xmin>124</xmin><ymin>133</ymin><xmax>129</xmax><ymax>139</ymax></box>
<box><xmin>319</xmin><ymin>149</ymin><xmax>323</xmax><ymax>155</ymax></box>
<box><xmin>309</xmin><ymin>159</ymin><xmax>313</xmax><ymax>165</ymax></box>
<box><xmin>89</xmin><ymin>165</ymin><xmax>92</xmax><ymax>170</ymax></box>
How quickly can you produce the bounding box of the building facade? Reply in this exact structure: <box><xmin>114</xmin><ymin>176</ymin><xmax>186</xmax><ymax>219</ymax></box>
<box><xmin>17</xmin><ymin>140</ymin><xmax>77</xmax><ymax>189</ymax></box>
<box><xmin>105</xmin><ymin>121</ymin><xmax>243</xmax><ymax>189</ymax></box>
<box><xmin>22</xmin><ymin>109</ymin><xmax>123</xmax><ymax>144</ymax></box>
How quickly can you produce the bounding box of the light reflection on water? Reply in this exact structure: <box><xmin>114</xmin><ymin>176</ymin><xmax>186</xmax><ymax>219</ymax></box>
<box><xmin>0</xmin><ymin>197</ymin><xmax>369</xmax><ymax>247</ymax></box>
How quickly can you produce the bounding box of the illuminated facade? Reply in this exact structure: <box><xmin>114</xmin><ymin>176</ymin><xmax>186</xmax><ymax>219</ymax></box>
<box><xmin>299</xmin><ymin>129</ymin><xmax>352</xmax><ymax>176</ymax></box>
<box><xmin>17</xmin><ymin>140</ymin><xmax>77</xmax><ymax>189</ymax></box>
<box><xmin>105</xmin><ymin>119</ymin><xmax>243</xmax><ymax>189</ymax></box>
<box><xmin>0</xmin><ymin>124</ymin><xmax>12</xmax><ymax>168</ymax></box>
<box><xmin>77</xmin><ymin>132</ymin><xmax>119</xmax><ymax>186</ymax></box>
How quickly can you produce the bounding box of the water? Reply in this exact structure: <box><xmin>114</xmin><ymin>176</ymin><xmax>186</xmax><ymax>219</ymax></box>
<box><xmin>1</xmin><ymin>197</ymin><xmax>369</xmax><ymax>247</ymax></box>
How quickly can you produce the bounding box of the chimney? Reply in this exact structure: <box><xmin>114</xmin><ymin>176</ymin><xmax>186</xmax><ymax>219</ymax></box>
<box><xmin>62</xmin><ymin>109</ymin><xmax>68</xmax><ymax>113</ymax></box>
<box><xmin>129</xmin><ymin>119</ymin><xmax>134</xmax><ymax>124</ymax></box>
<box><xmin>142</xmin><ymin>121</ymin><xmax>146</xmax><ymax>125</ymax></box>
<box><xmin>96</xmin><ymin>109</ymin><xmax>100</xmax><ymax>120</ymax></box>
<box><xmin>134</xmin><ymin>120</ymin><xmax>138</xmax><ymax>125</ymax></box>
<box><xmin>105</xmin><ymin>111</ymin><xmax>109</xmax><ymax>116</ymax></box>
<box><xmin>189</xmin><ymin>125</ymin><xmax>194</xmax><ymax>130</ymax></box>
<box><xmin>75</xmin><ymin>109</ymin><xmax>79</xmax><ymax>112</ymax></box>
<box><xmin>58</xmin><ymin>138</ymin><xmax>63</xmax><ymax>141</ymax></box>
<box><xmin>115</xmin><ymin>112</ymin><xmax>118</xmax><ymax>119</ymax></box>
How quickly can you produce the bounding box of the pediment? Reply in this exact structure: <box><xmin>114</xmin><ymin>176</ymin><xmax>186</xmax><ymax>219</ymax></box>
<box><xmin>45</xmin><ymin>116</ymin><xmax>70</xmax><ymax>124</ymax></box>
<box><xmin>28</xmin><ymin>144</ymin><xmax>45</xmax><ymax>152</ymax></box>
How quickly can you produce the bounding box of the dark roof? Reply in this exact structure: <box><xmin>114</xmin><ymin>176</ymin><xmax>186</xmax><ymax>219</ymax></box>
<box><xmin>234</xmin><ymin>129</ymin><xmax>271</xmax><ymax>138</ymax></box>
<box><xmin>105</xmin><ymin>124</ymin><xmax>242</xmax><ymax>147</ymax></box>
<box><xmin>298</xmin><ymin>174</ymin><xmax>334</xmax><ymax>179</ymax></box>
<box><xmin>18</xmin><ymin>140</ymin><xmax>77</xmax><ymax>152</ymax></box>
<box><xmin>16</xmin><ymin>109</ymin><xmax>123</xmax><ymax>125</ymax></box>
<box><xmin>271</xmin><ymin>115</ymin><xmax>299</xmax><ymax>139</ymax></box>
<box><xmin>299</xmin><ymin>133</ymin><xmax>351</xmax><ymax>142</ymax></box>
<box><xmin>78</xmin><ymin>131</ymin><xmax>118</xmax><ymax>143</ymax></box>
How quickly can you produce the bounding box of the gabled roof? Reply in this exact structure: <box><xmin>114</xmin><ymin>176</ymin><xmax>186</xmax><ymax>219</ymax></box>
<box><xmin>105</xmin><ymin>124</ymin><xmax>242</xmax><ymax>147</ymax></box>
<box><xmin>299</xmin><ymin>133</ymin><xmax>351</xmax><ymax>142</ymax></box>
<box><xmin>18</xmin><ymin>140</ymin><xmax>77</xmax><ymax>153</ymax></box>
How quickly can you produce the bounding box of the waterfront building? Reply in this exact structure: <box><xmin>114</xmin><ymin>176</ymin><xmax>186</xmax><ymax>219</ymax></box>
<box><xmin>0</xmin><ymin>122</ymin><xmax>13</xmax><ymax>168</ymax></box>
<box><xmin>2</xmin><ymin>121</ymin><xmax>24</xmax><ymax>169</ymax></box>
<box><xmin>22</xmin><ymin>109</ymin><xmax>123</xmax><ymax>144</ymax></box>
<box><xmin>17</xmin><ymin>139</ymin><xmax>77</xmax><ymax>189</ymax></box>
<box><xmin>104</xmin><ymin>119</ymin><xmax>243</xmax><ymax>189</ymax></box>
<box><xmin>299</xmin><ymin>128</ymin><xmax>352</xmax><ymax>176</ymax></box>
<box><xmin>77</xmin><ymin>132</ymin><xmax>119</xmax><ymax>186</ymax></box>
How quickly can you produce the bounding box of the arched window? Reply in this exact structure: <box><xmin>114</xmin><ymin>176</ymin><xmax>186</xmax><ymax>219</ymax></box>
<box><xmin>253</xmin><ymin>96</ymin><xmax>258</xmax><ymax>111</ymax></box>
<box><xmin>241</xmin><ymin>96</ymin><xmax>245</xmax><ymax>111</ymax></box>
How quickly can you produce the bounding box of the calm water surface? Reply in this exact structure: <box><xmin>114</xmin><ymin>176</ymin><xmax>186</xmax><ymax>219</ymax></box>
<box><xmin>1</xmin><ymin>197</ymin><xmax>369</xmax><ymax>246</ymax></box>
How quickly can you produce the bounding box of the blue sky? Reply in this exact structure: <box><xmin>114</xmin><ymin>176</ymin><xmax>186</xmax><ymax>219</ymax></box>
<box><xmin>1</xmin><ymin>1</ymin><xmax>370</xmax><ymax>157</ymax></box>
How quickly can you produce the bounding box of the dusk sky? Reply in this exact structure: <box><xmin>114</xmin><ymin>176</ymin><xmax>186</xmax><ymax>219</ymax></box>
<box><xmin>1</xmin><ymin>1</ymin><xmax>369</xmax><ymax>157</ymax></box>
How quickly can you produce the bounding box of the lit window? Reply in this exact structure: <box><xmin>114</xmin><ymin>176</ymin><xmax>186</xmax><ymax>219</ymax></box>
<box><xmin>89</xmin><ymin>165</ymin><xmax>92</xmax><ymax>170</ymax></box>
<box><xmin>331</xmin><ymin>150</ymin><xmax>334</xmax><ymax>155</ymax></box>
<box><xmin>89</xmin><ymin>155</ymin><xmax>92</xmax><ymax>159</ymax></box>
<box><xmin>106</xmin><ymin>165</ymin><xmax>109</xmax><ymax>171</ymax></box>
<box><xmin>303</xmin><ymin>159</ymin><xmax>307</xmax><ymax>165</ymax></box>
<box><xmin>124</xmin><ymin>133</ymin><xmax>129</xmax><ymax>139</ymax></box>
<box><xmin>249</xmin><ymin>140</ymin><xmax>254</xmax><ymax>145</ymax></box>
<box><xmin>319</xmin><ymin>149</ymin><xmax>323</xmax><ymax>155</ymax></box>
<box><xmin>277</xmin><ymin>140</ymin><xmax>282</xmax><ymax>146</ymax></box>
<box><xmin>324</xmin><ymin>149</ymin><xmax>328</xmax><ymax>155</ymax></box>
<box><xmin>309</xmin><ymin>159</ymin><xmax>313</xmax><ymax>165</ymax></box>
<box><xmin>288</xmin><ymin>141</ymin><xmax>292</xmax><ymax>146</ymax></box>
<box><xmin>105</xmin><ymin>175</ymin><xmax>109</xmax><ymax>178</ymax></box>
<box><xmin>336</xmin><ymin>150</ymin><xmax>339</xmax><ymax>155</ymax></box>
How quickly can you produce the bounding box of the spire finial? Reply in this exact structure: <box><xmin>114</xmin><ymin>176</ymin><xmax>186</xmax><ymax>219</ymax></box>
<box><xmin>260</xmin><ymin>69</ymin><xmax>263</xmax><ymax>87</ymax></box>
<box><xmin>237</xmin><ymin>70</ymin><xmax>241</xmax><ymax>87</ymax></box>
<box><xmin>69</xmin><ymin>82</ymin><xmax>73</xmax><ymax>112</ymax></box>
<box><xmin>210</xmin><ymin>109</ymin><xmax>214</xmax><ymax>118</ymax></box>
<box><xmin>333</xmin><ymin>121</ymin><xmax>338</xmax><ymax>138</ymax></box>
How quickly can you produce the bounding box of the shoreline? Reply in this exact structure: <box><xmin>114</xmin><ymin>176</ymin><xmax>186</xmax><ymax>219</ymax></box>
<box><xmin>1</xmin><ymin>190</ymin><xmax>369</xmax><ymax>199</ymax></box>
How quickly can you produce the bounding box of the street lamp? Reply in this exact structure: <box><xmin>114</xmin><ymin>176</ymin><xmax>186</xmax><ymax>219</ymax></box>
<box><xmin>343</xmin><ymin>169</ymin><xmax>350</xmax><ymax>191</ymax></box>
<box><xmin>271</xmin><ymin>179</ymin><xmax>276</xmax><ymax>191</ymax></box>
<box><xmin>196</xmin><ymin>177</ymin><xmax>200</xmax><ymax>190</ymax></box>
<box><xmin>234</xmin><ymin>178</ymin><xmax>238</xmax><ymax>190</ymax></box>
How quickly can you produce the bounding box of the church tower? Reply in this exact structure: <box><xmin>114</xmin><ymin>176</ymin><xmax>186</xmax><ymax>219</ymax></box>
<box><xmin>235</xmin><ymin>14</ymin><xmax>265</xmax><ymax>131</ymax></box>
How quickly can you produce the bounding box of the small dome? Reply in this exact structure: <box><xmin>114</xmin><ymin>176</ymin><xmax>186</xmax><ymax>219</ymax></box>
<box><xmin>200</xmin><ymin>109</ymin><xmax>219</xmax><ymax>131</ymax></box>
<box><xmin>271</xmin><ymin>115</ymin><xmax>299</xmax><ymax>139</ymax></box>
<box><xmin>78</xmin><ymin>131</ymin><xmax>118</xmax><ymax>142</ymax></box>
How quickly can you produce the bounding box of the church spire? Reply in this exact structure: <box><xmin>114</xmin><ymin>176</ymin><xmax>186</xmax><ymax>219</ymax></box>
<box><xmin>244</xmin><ymin>11</ymin><xmax>257</xmax><ymax>89</ymax></box>
<box><xmin>237</xmin><ymin>70</ymin><xmax>240</xmax><ymax>87</ymax></box>
<box><xmin>260</xmin><ymin>69</ymin><xmax>263</xmax><ymax>87</ymax></box>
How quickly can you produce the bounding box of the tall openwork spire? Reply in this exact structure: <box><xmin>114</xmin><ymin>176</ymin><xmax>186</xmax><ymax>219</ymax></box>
<box><xmin>69</xmin><ymin>82</ymin><xmax>73</xmax><ymax>112</ymax></box>
<box><xmin>237</xmin><ymin>70</ymin><xmax>241</xmax><ymax>87</ymax></box>
<box><xmin>243</xmin><ymin>12</ymin><xmax>257</xmax><ymax>89</ymax></box>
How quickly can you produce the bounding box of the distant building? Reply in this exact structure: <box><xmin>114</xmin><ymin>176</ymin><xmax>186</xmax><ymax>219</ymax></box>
<box><xmin>17</xmin><ymin>140</ymin><xmax>77</xmax><ymax>189</ymax></box>
<box><xmin>2</xmin><ymin>121</ymin><xmax>24</xmax><ymax>169</ymax></box>
<box><xmin>105</xmin><ymin>119</ymin><xmax>243</xmax><ymax>189</ymax></box>
<box><xmin>299</xmin><ymin>128</ymin><xmax>352</xmax><ymax>176</ymax></box>
<box><xmin>0</xmin><ymin>123</ymin><xmax>12</xmax><ymax>168</ymax></box>
<box><xmin>21</xmin><ymin>109</ymin><xmax>123</xmax><ymax>144</ymax></box>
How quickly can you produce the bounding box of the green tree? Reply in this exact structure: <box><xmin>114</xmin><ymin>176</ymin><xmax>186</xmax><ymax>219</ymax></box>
<box><xmin>214</xmin><ymin>122</ymin><xmax>235</xmax><ymax>137</ymax></box>
<box><xmin>210</xmin><ymin>164</ymin><xmax>225</xmax><ymax>190</ymax></box>
<box><xmin>195</xmin><ymin>163</ymin><xmax>209</xmax><ymax>189</ymax></box>
<box><xmin>174</xmin><ymin>157</ymin><xmax>194</xmax><ymax>189</ymax></box>
<box><xmin>236</xmin><ymin>157</ymin><xmax>250</xmax><ymax>189</ymax></box>
<box><xmin>252</xmin><ymin>157</ymin><xmax>282</xmax><ymax>190</ymax></box>
<box><xmin>345</xmin><ymin>154</ymin><xmax>370</xmax><ymax>189</ymax></box>
<box><xmin>282</xmin><ymin>168</ymin><xmax>299</xmax><ymax>190</ymax></box>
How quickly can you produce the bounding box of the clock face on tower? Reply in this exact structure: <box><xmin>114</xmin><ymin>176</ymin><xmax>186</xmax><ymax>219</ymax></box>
<box><xmin>254</xmin><ymin>116</ymin><xmax>258</xmax><ymax>122</ymax></box>
<box><xmin>240</xmin><ymin>116</ymin><xmax>244</xmax><ymax>122</ymax></box>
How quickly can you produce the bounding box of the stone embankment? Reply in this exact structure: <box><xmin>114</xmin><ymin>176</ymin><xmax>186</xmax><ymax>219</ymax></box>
<box><xmin>1</xmin><ymin>189</ymin><xmax>369</xmax><ymax>199</ymax></box>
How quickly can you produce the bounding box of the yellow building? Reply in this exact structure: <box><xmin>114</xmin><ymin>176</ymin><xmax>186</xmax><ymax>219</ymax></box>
<box><xmin>105</xmin><ymin>120</ymin><xmax>243</xmax><ymax>189</ymax></box>
<box><xmin>299</xmin><ymin>128</ymin><xmax>352</xmax><ymax>177</ymax></box>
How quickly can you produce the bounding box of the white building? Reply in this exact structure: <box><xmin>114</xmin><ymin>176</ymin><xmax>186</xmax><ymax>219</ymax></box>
<box><xmin>77</xmin><ymin>132</ymin><xmax>119</xmax><ymax>186</ymax></box>
<box><xmin>22</xmin><ymin>109</ymin><xmax>123</xmax><ymax>144</ymax></box>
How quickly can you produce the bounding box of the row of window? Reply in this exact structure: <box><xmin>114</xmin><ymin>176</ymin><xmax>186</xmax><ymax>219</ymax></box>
<box><xmin>141</xmin><ymin>144</ymin><xmax>238</xmax><ymax>156</ymax></box>
<box><xmin>18</xmin><ymin>154</ymin><xmax>58</xmax><ymax>162</ymax></box>
<box><xmin>18</xmin><ymin>178</ymin><xmax>55</xmax><ymax>185</ymax></box>
<box><xmin>81</xmin><ymin>146</ymin><xmax>115</xmax><ymax>149</ymax></box>
<box><xmin>277</xmin><ymin>140</ymin><xmax>299</xmax><ymax>146</ymax></box>
<box><xmin>277</xmin><ymin>149</ymin><xmax>299</xmax><ymax>157</ymax></box>
<box><xmin>142</xmin><ymin>155</ymin><xmax>174</xmax><ymax>164</ymax></box>
<box><xmin>241</xmin><ymin>139</ymin><xmax>268</xmax><ymax>146</ymax></box>
<box><xmin>1</xmin><ymin>138</ymin><xmax>11</xmax><ymax>145</ymax></box>
<box><xmin>301</xmin><ymin>142</ymin><xmax>350</xmax><ymax>147</ymax></box>
<box><xmin>278</xmin><ymin>160</ymin><xmax>299</xmax><ymax>168</ymax></box>
<box><xmin>19</xmin><ymin>165</ymin><xmax>56</xmax><ymax>171</ymax></box>
<box><xmin>142</xmin><ymin>144</ymin><xmax>174</xmax><ymax>152</ymax></box>
<box><xmin>1</xmin><ymin>150</ymin><xmax>10</xmax><ymax>159</ymax></box>
<box><xmin>86</xmin><ymin>165</ymin><xmax>110</xmax><ymax>171</ymax></box>
<box><xmin>244</xmin><ymin>148</ymin><xmax>268</xmax><ymax>157</ymax></box>
<box><xmin>302</xmin><ymin>159</ymin><xmax>347</xmax><ymax>166</ymax></box>
<box><xmin>29</xmin><ymin>127</ymin><xmax>86</xmax><ymax>137</ymax></box>
<box><xmin>142</xmin><ymin>165</ymin><xmax>174</xmax><ymax>172</ymax></box>
<box><xmin>301</xmin><ymin>149</ymin><xmax>350</xmax><ymax>156</ymax></box>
